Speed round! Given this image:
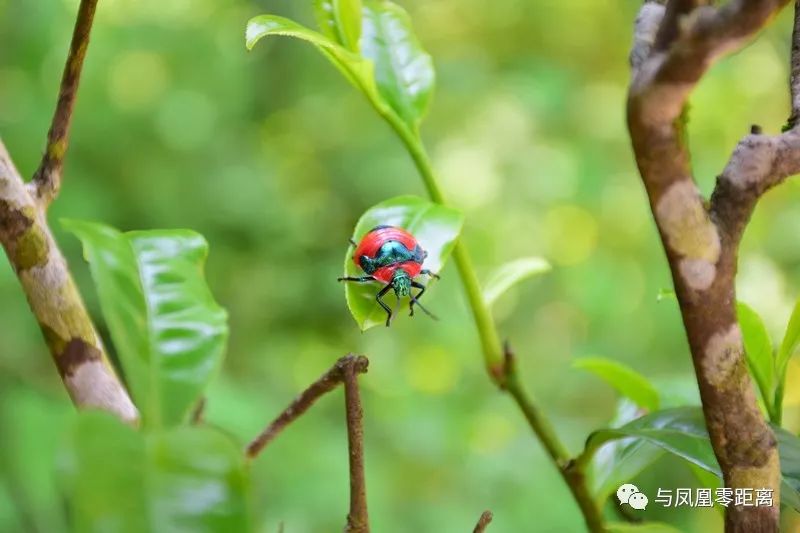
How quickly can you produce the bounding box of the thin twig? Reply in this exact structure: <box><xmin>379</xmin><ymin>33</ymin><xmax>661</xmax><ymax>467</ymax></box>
<box><xmin>790</xmin><ymin>0</ymin><xmax>800</xmax><ymax>128</ymax></box>
<box><xmin>246</xmin><ymin>354</ymin><xmax>369</xmax><ymax>458</ymax></box>
<box><xmin>32</xmin><ymin>0</ymin><xmax>98</xmax><ymax>206</ymax></box>
<box><xmin>343</xmin><ymin>358</ymin><xmax>369</xmax><ymax>533</ymax></box>
<box><xmin>472</xmin><ymin>511</ymin><xmax>493</xmax><ymax>533</ymax></box>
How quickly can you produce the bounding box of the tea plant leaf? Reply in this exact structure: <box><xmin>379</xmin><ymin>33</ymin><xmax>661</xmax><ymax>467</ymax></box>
<box><xmin>583</xmin><ymin>407</ymin><xmax>800</xmax><ymax>511</ymax></box>
<box><xmin>313</xmin><ymin>0</ymin><xmax>363</xmax><ymax>51</ymax></box>
<box><xmin>63</xmin><ymin>220</ymin><xmax>227</xmax><ymax>429</ymax></box>
<box><xmin>246</xmin><ymin>15</ymin><xmax>389</xmax><ymax>114</ymax></box>
<box><xmin>737</xmin><ymin>302</ymin><xmax>774</xmax><ymax>415</ymax></box>
<box><xmin>777</xmin><ymin>298</ymin><xmax>800</xmax><ymax>387</ymax></box>
<box><xmin>360</xmin><ymin>0</ymin><xmax>435</xmax><ymax>127</ymax></box>
<box><xmin>482</xmin><ymin>257</ymin><xmax>550</xmax><ymax>307</ymax></box>
<box><xmin>60</xmin><ymin>412</ymin><xmax>250</xmax><ymax>532</ymax></box>
<box><xmin>574</xmin><ymin>357</ymin><xmax>659</xmax><ymax>411</ymax></box>
<box><xmin>588</xmin><ymin>399</ymin><xmax>663</xmax><ymax>506</ymax></box>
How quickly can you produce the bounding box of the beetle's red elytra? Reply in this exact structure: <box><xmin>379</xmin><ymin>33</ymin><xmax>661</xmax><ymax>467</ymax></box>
<box><xmin>338</xmin><ymin>225</ymin><xmax>439</xmax><ymax>326</ymax></box>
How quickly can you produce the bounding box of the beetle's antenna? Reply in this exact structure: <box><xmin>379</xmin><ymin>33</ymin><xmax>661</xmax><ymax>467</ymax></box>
<box><xmin>410</xmin><ymin>296</ymin><xmax>438</xmax><ymax>321</ymax></box>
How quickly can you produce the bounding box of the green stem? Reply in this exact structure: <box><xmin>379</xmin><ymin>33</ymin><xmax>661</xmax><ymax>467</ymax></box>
<box><xmin>384</xmin><ymin>112</ymin><xmax>605</xmax><ymax>532</ymax></box>
<box><xmin>385</xmin><ymin>115</ymin><xmax>505</xmax><ymax>377</ymax></box>
<box><xmin>774</xmin><ymin>379</ymin><xmax>785</xmax><ymax>426</ymax></box>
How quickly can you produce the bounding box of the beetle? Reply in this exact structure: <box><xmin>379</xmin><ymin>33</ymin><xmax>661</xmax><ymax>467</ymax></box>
<box><xmin>338</xmin><ymin>225</ymin><xmax>439</xmax><ymax>326</ymax></box>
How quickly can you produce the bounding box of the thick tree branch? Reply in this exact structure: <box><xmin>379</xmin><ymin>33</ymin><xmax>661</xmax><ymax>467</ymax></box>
<box><xmin>653</xmin><ymin>0</ymin><xmax>708</xmax><ymax>52</ymax></box>
<box><xmin>0</xmin><ymin>139</ymin><xmax>137</xmax><ymax>423</ymax></box>
<box><xmin>627</xmin><ymin>1</ymin><xmax>790</xmax><ymax>531</ymax></box>
<box><xmin>31</xmin><ymin>0</ymin><xmax>98</xmax><ymax>207</ymax></box>
<box><xmin>472</xmin><ymin>511</ymin><xmax>493</xmax><ymax>533</ymax></box>
<box><xmin>789</xmin><ymin>0</ymin><xmax>800</xmax><ymax>128</ymax></box>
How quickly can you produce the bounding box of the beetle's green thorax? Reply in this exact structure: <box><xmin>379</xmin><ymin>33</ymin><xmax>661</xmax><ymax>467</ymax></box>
<box><xmin>390</xmin><ymin>269</ymin><xmax>412</xmax><ymax>297</ymax></box>
<box><xmin>359</xmin><ymin>240</ymin><xmax>418</xmax><ymax>274</ymax></box>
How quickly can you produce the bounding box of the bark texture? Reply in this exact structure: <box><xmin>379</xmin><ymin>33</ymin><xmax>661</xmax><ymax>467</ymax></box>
<box><xmin>627</xmin><ymin>1</ymin><xmax>796</xmax><ymax>531</ymax></box>
<box><xmin>0</xmin><ymin>141</ymin><xmax>137</xmax><ymax>423</ymax></box>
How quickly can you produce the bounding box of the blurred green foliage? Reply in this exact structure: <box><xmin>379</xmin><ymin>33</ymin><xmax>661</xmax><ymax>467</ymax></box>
<box><xmin>4</xmin><ymin>0</ymin><xmax>800</xmax><ymax>531</ymax></box>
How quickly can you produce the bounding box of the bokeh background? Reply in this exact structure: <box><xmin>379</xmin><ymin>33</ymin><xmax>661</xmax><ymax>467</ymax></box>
<box><xmin>2</xmin><ymin>0</ymin><xmax>800</xmax><ymax>531</ymax></box>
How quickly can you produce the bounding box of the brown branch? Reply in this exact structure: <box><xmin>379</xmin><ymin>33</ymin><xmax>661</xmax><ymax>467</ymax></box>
<box><xmin>246</xmin><ymin>354</ymin><xmax>369</xmax><ymax>458</ymax></box>
<box><xmin>342</xmin><ymin>357</ymin><xmax>369</xmax><ymax>533</ymax></box>
<box><xmin>653</xmin><ymin>0</ymin><xmax>707</xmax><ymax>52</ymax></box>
<box><xmin>790</xmin><ymin>0</ymin><xmax>800</xmax><ymax>128</ymax></box>
<box><xmin>31</xmin><ymin>0</ymin><xmax>98</xmax><ymax>207</ymax></box>
<box><xmin>627</xmin><ymin>1</ymin><xmax>791</xmax><ymax>531</ymax></box>
<box><xmin>0</xmin><ymin>139</ymin><xmax>138</xmax><ymax>423</ymax></box>
<box><xmin>472</xmin><ymin>511</ymin><xmax>493</xmax><ymax>533</ymax></box>
<box><xmin>246</xmin><ymin>355</ymin><xmax>370</xmax><ymax>532</ymax></box>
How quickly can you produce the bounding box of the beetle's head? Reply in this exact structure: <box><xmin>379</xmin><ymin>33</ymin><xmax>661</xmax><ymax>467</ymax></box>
<box><xmin>390</xmin><ymin>270</ymin><xmax>411</xmax><ymax>297</ymax></box>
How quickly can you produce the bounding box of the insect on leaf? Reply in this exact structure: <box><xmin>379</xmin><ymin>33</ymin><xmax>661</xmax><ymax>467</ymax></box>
<box><xmin>343</xmin><ymin>195</ymin><xmax>463</xmax><ymax>330</ymax></box>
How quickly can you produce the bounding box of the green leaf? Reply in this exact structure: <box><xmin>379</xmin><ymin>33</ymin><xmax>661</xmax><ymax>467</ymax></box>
<box><xmin>573</xmin><ymin>357</ymin><xmax>659</xmax><ymax>411</ymax></box>
<box><xmin>360</xmin><ymin>0</ymin><xmax>435</xmax><ymax>127</ymax></box>
<box><xmin>63</xmin><ymin>220</ymin><xmax>228</xmax><ymax>429</ymax></box>
<box><xmin>584</xmin><ymin>408</ymin><xmax>719</xmax><ymax>478</ymax></box>
<box><xmin>59</xmin><ymin>412</ymin><xmax>250</xmax><ymax>532</ymax></box>
<box><xmin>651</xmin><ymin>375</ymin><xmax>700</xmax><ymax>408</ymax></box>
<box><xmin>313</xmin><ymin>0</ymin><xmax>363</xmax><ymax>52</ymax></box>
<box><xmin>0</xmin><ymin>388</ymin><xmax>70</xmax><ymax>533</ymax></box>
<box><xmin>737</xmin><ymin>302</ymin><xmax>775</xmax><ymax>415</ymax></box>
<box><xmin>777</xmin><ymin>297</ymin><xmax>800</xmax><ymax>385</ymax></box>
<box><xmin>588</xmin><ymin>399</ymin><xmax>663</xmax><ymax>505</ymax></box>
<box><xmin>482</xmin><ymin>257</ymin><xmax>550</xmax><ymax>307</ymax></box>
<box><xmin>583</xmin><ymin>407</ymin><xmax>800</xmax><ymax>511</ymax></box>
<box><xmin>774</xmin><ymin>424</ymin><xmax>800</xmax><ymax>512</ymax></box>
<box><xmin>655</xmin><ymin>288</ymin><xmax>676</xmax><ymax>301</ymax></box>
<box><xmin>343</xmin><ymin>195</ymin><xmax>463</xmax><ymax>330</ymax></box>
<box><xmin>245</xmin><ymin>15</ymin><xmax>389</xmax><ymax>114</ymax></box>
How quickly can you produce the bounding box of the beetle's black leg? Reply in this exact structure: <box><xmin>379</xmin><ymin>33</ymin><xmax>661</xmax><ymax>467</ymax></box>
<box><xmin>337</xmin><ymin>276</ymin><xmax>374</xmax><ymax>283</ymax></box>
<box><xmin>420</xmin><ymin>269</ymin><xmax>440</xmax><ymax>280</ymax></box>
<box><xmin>409</xmin><ymin>281</ymin><xmax>437</xmax><ymax>320</ymax></box>
<box><xmin>376</xmin><ymin>284</ymin><xmax>393</xmax><ymax>326</ymax></box>
<box><xmin>349</xmin><ymin>238</ymin><xmax>357</xmax><ymax>247</ymax></box>
<box><xmin>409</xmin><ymin>281</ymin><xmax>426</xmax><ymax>316</ymax></box>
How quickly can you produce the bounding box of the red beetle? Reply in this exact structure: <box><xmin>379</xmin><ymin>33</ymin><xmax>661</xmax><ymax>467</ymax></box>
<box><xmin>338</xmin><ymin>225</ymin><xmax>439</xmax><ymax>326</ymax></box>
